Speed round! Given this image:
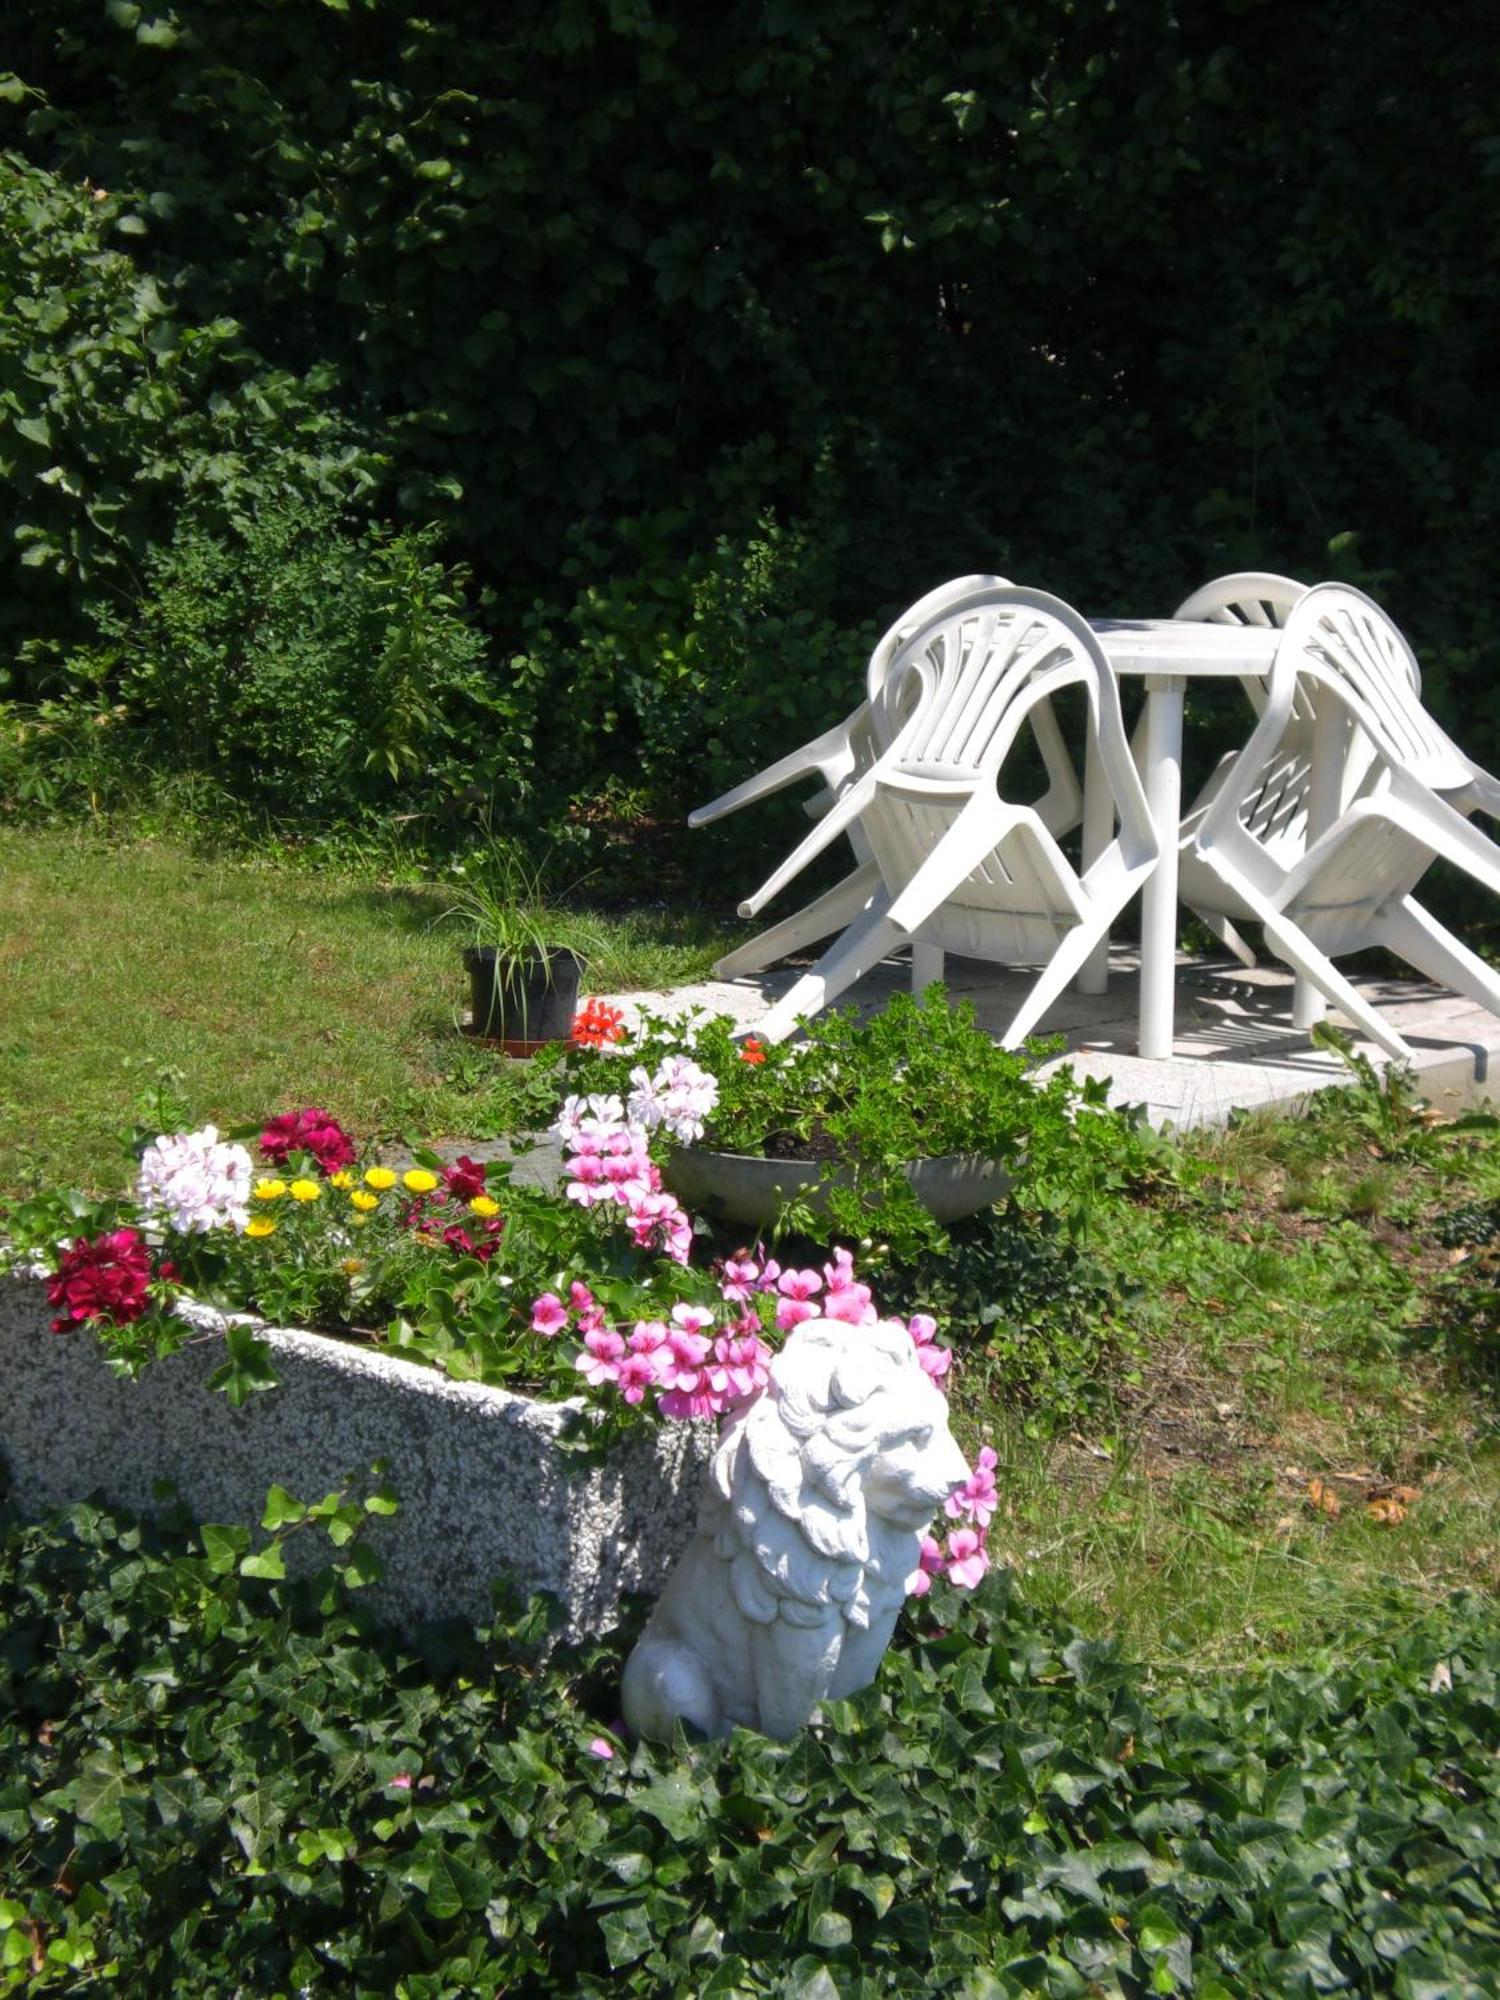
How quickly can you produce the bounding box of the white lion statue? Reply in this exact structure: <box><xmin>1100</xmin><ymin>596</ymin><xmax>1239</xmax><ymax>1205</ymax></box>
<box><xmin>622</xmin><ymin>1315</ymin><xmax>970</xmax><ymax>1741</ymax></box>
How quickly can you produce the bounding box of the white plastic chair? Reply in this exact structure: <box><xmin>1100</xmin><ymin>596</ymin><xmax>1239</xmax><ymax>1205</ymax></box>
<box><xmin>689</xmin><ymin>575</ymin><xmax>1083</xmax><ymax>981</ymax></box>
<box><xmin>746</xmin><ymin>587</ymin><xmax>1160</xmax><ymax>1046</ymax></box>
<box><xmin>1185</xmin><ymin>582</ymin><xmax>1500</xmax><ymax>1061</ymax></box>
<box><xmin>1172</xmin><ymin>572</ymin><xmax>1310</xmax><ymax>968</ymax></box>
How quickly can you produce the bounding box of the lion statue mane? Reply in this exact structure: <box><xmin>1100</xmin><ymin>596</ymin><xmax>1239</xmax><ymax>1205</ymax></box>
<box><xmin>622</xmin><ymin>1315</ymin><xmax>970</xmax><ymax>1741</ymax></box>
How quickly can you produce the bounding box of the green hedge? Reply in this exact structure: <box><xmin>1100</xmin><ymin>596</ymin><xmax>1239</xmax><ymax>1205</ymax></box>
<box><xmin>2</xmin><ymin>1489</ymin><xmax>1498</xmax><ymax>1995</ymax></box>
<box><xmin>3</xmin><ymin>2</ymin><xmax>1499</xmax><ymax>845</ymax></box>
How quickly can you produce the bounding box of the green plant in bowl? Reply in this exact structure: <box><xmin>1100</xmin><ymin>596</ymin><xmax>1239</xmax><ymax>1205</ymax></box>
<box><xmin>544</xmin><ymin>987</ymin><xmax>1167</xmax><ymax>1260</ymax></box>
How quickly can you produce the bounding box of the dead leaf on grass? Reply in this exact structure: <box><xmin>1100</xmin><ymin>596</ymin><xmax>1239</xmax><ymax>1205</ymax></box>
<box><xmin>1366</xmin><ymin>1496</ymin><xmax>1408</xmax><ymax>1526</ymax></box>
<box><xmin>1307</xmin><ymin>1478</ymin><xmax>1341</xmax><ymax>1518</ymax></box>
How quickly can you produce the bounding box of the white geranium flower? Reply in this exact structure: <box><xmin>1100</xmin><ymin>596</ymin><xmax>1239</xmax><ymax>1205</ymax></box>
<box><xmin>136</xmin><ymin>1124</ymin><xmax>254</xmax><ymax>1234</ymax></box>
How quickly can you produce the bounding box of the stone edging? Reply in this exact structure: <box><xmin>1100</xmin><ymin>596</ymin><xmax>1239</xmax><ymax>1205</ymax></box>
<box><xmin>0</xmin><ymin>1274</ymin><xmax>709</xmax><ymax>1639</ymax></box>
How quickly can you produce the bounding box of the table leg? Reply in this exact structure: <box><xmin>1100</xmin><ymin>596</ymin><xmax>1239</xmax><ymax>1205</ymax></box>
<box><xmin>1138</xmin><ymin>676</ymin><xmax>1185</xmax><ymax>1060</ymax></box>
<box><xmin>1077</xmin><ymin>725</ymin><xmax>1113</xmax><ymax>995</ymax></box>
<box><xmin>1292</xmin><ymin>700</ymin><xmax>1351</xmax><ymax>1031</ymax></box>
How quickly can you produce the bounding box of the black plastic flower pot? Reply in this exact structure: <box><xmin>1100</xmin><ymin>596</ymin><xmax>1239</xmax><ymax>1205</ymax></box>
<box><xmin>462</xmin><ymin>946</ymin><xmax>583</xmax><ymax>1045</ymax></box>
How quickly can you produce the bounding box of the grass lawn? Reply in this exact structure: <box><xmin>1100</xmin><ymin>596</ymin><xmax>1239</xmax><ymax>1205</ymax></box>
<box><xmin>0</xmin><ymin>824</ymin><xmax>723</xmax><ymax>1195</ymax></box>
<box><xmin>1</xmin><ymin>825</ymin><xmax>1496</xmax><ymax>1677</ymax></box>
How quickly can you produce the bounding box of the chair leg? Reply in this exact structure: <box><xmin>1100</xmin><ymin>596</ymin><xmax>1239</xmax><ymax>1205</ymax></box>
<box><xmin>1000</xmin><ymin>916</ymin><xmax>1115</xmax><ymax>1048</ymax></box>
<box><xmin>1257</xmin><ymin>911</ymin><xmax>1414</xmax><ymax>1064</ymax></box>
<box><xmin>753</xmin><ymin>902</ymin><xmax>903</xmax><ymax>1044</ymax></box>
<box><xmin>714</xmin><ymin>862</ymin><xmax>881</xmax><ymax>979</ymax></box>
<box><xmin>1185</xmin><ymin>904</ymin><xmax>1257</xmax><ymax>971</ymax></box>
<box><xmin>911</xmin><ymin>944</ymin><xmax>944</xmax><ymax>995</ymax></box>
<box><xmin>1371</xmin><ymin>896</ymin><xmax>1500</xmax><ymax>1020</ymax></box>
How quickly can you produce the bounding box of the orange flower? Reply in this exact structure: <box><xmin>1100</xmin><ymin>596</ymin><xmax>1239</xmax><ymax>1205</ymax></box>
<box><xmin>571</xmin><ymin>999</ymin><xmax>626</xmax><ymax>1049</ymax></box>
<box><xmin>739</xmin><ymin>1036</ymin><xmax>767</xmax><ymax>1066</ymax></box>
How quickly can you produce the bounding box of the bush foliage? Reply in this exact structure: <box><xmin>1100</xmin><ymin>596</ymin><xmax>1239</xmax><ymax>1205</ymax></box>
<box><xmin>2</xmin><ymin>1489</ymin><xmax>1498</xmax><ymax>1995</ymax></box>
<box><xmin>3</xmin><ymin>2</ymin><xmax>1500</xmax><ymax>846</ymax></box>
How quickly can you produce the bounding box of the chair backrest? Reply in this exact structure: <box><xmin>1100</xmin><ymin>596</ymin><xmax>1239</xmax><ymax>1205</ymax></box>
<box><xmin>1276</xmin><ymin>584</ymin><xmax>1465</xmax><ymax>793</ymax></box>
<box><xmin>880</xmin><ymin>587</ymin><xmax>1155</xmax><ymax>857</ymax></box>
<box><xmin>1173</xmin><ymin>571</ymin><xmax>1308</xmax><ymax>630</ymax></box>
<box><xmin>865</xmin><ymin>574</ymin><xmax>1011</xmax><ymax>705</ymax></box>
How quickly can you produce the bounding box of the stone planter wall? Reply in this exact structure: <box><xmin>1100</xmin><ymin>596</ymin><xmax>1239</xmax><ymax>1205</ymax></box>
<box><xmin>0</xmin><ymin>1275</ymin><xmax>710</xmax><ymax>1640</ymax></box>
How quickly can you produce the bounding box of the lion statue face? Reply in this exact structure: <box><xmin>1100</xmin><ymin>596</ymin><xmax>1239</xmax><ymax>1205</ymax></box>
<box><xmin>622</xmin><ymin>1316</ymin><xmax>972</xmax><ymax>1742</ymax></box>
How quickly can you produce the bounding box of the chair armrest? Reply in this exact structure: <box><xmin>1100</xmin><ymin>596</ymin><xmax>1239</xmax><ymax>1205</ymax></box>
<box><xmin>687</xmin><ymin>711</ymin><xmax>864</xmax><ymax>829</ymax></box>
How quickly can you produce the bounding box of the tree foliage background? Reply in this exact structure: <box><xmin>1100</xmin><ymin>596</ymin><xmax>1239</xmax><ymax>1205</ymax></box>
<box><xmin>2</xmin><ymin>0</ymin><xmax>1497</xmax><ymax>860</ymax></box>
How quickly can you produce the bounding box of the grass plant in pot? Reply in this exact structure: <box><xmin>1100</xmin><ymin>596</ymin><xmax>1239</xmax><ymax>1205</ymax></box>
<box><xmin>440</xmin><ymin>836</ymin><xmax>586</xmax><ymax>1054</ymax></box>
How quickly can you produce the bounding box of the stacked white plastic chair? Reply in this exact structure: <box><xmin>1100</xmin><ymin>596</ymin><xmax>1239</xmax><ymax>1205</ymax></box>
<box><xmin>1183</xmin><ymin>582</ymin><xmax>1500</xmax><ymax>1061</ymax></box>
<box><xmin>688</xmin><ymin>575</ymin><xmax>1082</xmax><ymax>983</ymax></box>
<box><xmin>745</xmin><ymin>586</ymin><xmax>1159</xmax><ymax>1046</ymax></box>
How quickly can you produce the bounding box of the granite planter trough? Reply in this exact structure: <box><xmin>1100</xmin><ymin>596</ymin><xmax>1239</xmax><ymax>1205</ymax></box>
<box><xmin>0</xmin><ymin>1272</ymin><xmax>711</xmax><ymax>1641</ymax></box>
<box><xmin>664</xmin><ymin>1145</ymin><xmax>1013</xmax><ymax>1229</ymax></box>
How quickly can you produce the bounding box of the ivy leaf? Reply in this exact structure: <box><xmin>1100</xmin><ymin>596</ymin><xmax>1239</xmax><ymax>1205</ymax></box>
<box><xmin>598</xmin><ymin>1902</ymin><xmax>653</xmax><ymax>1968</ymax></box>
<box><xmin>239</xmin><ymin>1542</ymin><xmax>287</xmax><ymax>1581</ymax></box>
<box><xmin>74</xmin><ymin>1749</ymin><xmax>130</xmax><ymax>1837</ymax></box>
<box><xmin>637</xmin><ymin>1768</ymin><xmax>708</xmax><ymax>1839</ymax></box>
<box><xmin>200</xmin><ymin>1522</ymin><xmax>252</xmax><ymax>1574</ymax></box>
<box><xmin>261</xmin><ymin>1485</ymin><xmax>305</xmax><ymax>1530</ymax></box>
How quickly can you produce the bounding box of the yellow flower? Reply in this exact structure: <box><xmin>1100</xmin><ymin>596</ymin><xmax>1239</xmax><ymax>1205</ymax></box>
<box><xmin>403</xmin><ymin>1169</ymin><xmax>439</xmax><ymax>1194</ymax></box>
<box><xmin>350</xmin><ymin>1189</ymin><xmax>380</xmax><ymax>1212</ymax></box>
<box><xmin>254</xmin><ymin>1178</ymin><xmax>287</xmax><ymax>1202</ymax></box>
<box><xmin>329</xmin><ymin>1170</ymin><xmax>353</xmax><ymax>1189</ymax></box>
<box><xmin>340</xmin><ymin>1257</ymin><xmax>364</xmax><ymax>1276</ymax></box>
<box><xmin>364</xmin><ymin>1166</ymin><xmax>397</xmax><ymax>1190</ymax></box>
<box><xmin>469</xmin><ymin>1194</ymin><xmax>501</xmax><ymax>1218</ymax></box>
<box><xmin>245</xmin><ymin>1217</ymin><xmax>277</xmax><ymax>1239</ymax></box>
<box><xmin>288</xmin><ymin>1178</ymin><xmax>322</xmax><ymax>1202</ymax></box>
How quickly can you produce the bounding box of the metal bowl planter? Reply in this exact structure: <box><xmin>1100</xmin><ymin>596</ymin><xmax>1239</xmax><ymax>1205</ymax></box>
<box><xmin>664</xmin><ymin>1145</ymin><xmax>1012</xmax><ymax>1228</ymax></box>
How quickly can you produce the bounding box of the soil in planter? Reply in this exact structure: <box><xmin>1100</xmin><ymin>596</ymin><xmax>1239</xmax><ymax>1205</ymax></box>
<box><xmin>761</xmin><ymin>1121</ymin><xmax>845</xmax><ymax>1164</ymax></box>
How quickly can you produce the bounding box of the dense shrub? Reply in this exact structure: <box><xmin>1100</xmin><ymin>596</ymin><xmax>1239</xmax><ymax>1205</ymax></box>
<box><xmin>2</xmin><ymin>1490</ymin><xmax>1498</xmax><ymax>1995</ymax></box>
<box><xmin>4</xmin><ymin>2</ymin><xmax>1500</xmax><ymax>849</ymax></box>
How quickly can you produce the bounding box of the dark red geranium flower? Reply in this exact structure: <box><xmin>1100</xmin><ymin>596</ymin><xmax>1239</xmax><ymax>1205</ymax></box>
<box><xmin>48</xmin><ymin>1229</ymin><xmax>153</xmax><ymax>1332</ymax></box>
<box><xmin>571</xmin><ymin>999</ymin><xmax>626</xmax><ymax>1049</ymax></box>
<box><xmin>443</xmin><ymin>1155</ymin><xmax>489</xmax><ymax>1202</ymax></box>
<box><xmin>260</xmin><ymin>1107</ymin><xmax>356</xmax><ymax>1175</ymax></box>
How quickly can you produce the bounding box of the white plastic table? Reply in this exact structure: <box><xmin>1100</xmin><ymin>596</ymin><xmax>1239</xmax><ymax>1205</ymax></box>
<box><xmin>1083</xmin><ymin>618</ymin><xmax>1286</xmax><ymax>1059</ymax></box>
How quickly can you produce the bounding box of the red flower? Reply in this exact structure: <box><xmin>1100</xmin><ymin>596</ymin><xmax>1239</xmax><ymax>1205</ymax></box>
<box><xmin>260</xmin><ymin>1107</ymin><xmax>356</xmax><ymax>1175</ymax></box>
<box><xmin>739</xmin><ymin>1036</ymin><xmax>767</xmax><ymax>1066</ymax></box>
<box><xmin>571</xmin><ymin>999</ymin><xmax>626</xmax><ymax>1049</ymax></box>
<box><xmin>443</xmin><ymin>1155</ymin><xmax>489</xmax><ymax>1202</ymax></box>
<box><xmin>47</xmin><ymin>1229</ymin><xmax>153</xmax><ymax>1332</ymax></box>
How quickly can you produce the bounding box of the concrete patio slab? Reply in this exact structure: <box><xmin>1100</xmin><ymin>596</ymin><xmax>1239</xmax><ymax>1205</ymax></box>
<box><xmin>594</xmin><ymin>953</ymin><xmax>1500</xmax><ymax>1132</ymax></box>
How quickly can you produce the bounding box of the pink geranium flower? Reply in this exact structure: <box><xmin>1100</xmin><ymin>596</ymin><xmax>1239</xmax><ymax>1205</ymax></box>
<box><xmin>777</xmin><ymin>1267</ymin><xmax>823</xmax><ymax>1303</ymax></box>
<box><xmin>615</xmin><ymin>1352</ymin><xmax>661</xmax><ymax>1404</ymax></box>
<box><xmin>916</xmin><ymin>1342</ymin><xmax>952</xmax><ymax>1386</ymax></box>
<box><xmin>531</xmin><ymin>1292</ymin><xmax>569</xmax><ymax>1337</ymax></box>
<box><xmin>575</xmin><ymin>1327</ymin><xmax>627</xmax><ymax>1387</ymax></box>
<box><xmin>945</xmin><ymin>1445</ymin><xmax>998</xmax><ymax>1527</ymax></box>
<box><xmin>905</xmin><ymin>1534</ymin><xmax>946</xmax><ymax>1598</ymax></box>
<box><xmin>719</xmin><ymin>1253</ymin><xmax>760</xmax><ymax>1303</ymax></box>
<box><xmin>944</xmin><ymin>1527</ymin><xmax>990</xmax><ymax>1591</ymax></box>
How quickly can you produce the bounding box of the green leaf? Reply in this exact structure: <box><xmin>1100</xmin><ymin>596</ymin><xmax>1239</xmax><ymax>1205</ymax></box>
<box><xmin>261</xmin><ymin>1484</ymin><xmax>305</xmax><ymax>1530</ymax></box>
<box><xmin>637</xmin><ymin>1768</ymin><xmax>707</xmax><ymax>1839</ymax></box>
<box><xmin>598</xmin><ymin>1902</ymin><xmax>653</xmax><ymax>1969</ymax></box>
<box><xmin>74</xmin><ymin>1749</ymin><xmax>129</xmax><ymax>1836</ymax></box>
<box><xmin>239</xmin><ymin>1542</ymin><xmax>287</xmax><ymax>1581</ymax></box>
<box><xmin>420</xmin><ymin>1845</ymin><xmax>494</xmax><ymax>1920</ymax></box>
<box><xmin>810</xmin><ymin>1908</ymin><xmax>853</xmax><ymax>1948</ymax></box>
<box><xmin>200</xmin><ymin>1522</ymin><xmax>252</xmax><ymax>1573</ymax></box>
